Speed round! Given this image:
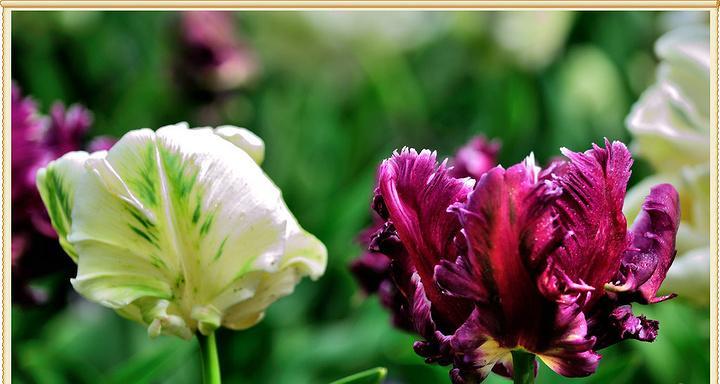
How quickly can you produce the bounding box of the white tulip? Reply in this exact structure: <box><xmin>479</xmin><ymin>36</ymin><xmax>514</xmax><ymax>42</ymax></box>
<box><xmin>37</xmin><ymin>123</ymin><xmax>327</xmax><ymax>338</ymax></box>
<box><xmin>624</xmin><ymin>25</ymin><xmax>709</xmax><ymax>304</ymax></box>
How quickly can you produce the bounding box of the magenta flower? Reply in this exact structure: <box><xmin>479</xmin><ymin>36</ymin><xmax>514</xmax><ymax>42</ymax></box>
<box><xmin>12</xmin><ymin>84</ymin><xmax>47</xmax><ymax>238</ymax></box>
<box><xmin>357</xmin><ymin>140</ymin><xmax>679</xmax><ymax>383</ymax></box>
<box><xmin>449</xmin><ymin>135</ymin><xmax>501</xmax><ymax>180</ymax></box>
<box><xmin>178</xmin><ymin>11</ymin><xmax>258</xmax><ymax>93</ymax></box>
<box><xmin>12</xmin><ymin>82</ymin><xmax>114</xmax><ymax>304</ymax></box>
<box><xmin>351</xmin><ymin>135</ymin><xmax>500</xmax><ymax>332</ymax></box>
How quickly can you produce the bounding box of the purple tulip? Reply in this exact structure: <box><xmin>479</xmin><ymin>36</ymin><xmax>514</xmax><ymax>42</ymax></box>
<box><xmin>356</xmin><ymin>140</ymin><xmax>679</xmax><ymax>383</ymax></box>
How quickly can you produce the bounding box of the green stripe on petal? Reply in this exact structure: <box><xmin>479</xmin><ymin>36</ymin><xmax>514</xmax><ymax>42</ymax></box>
<box><xmin>36</xmin><ymin>151</ymin><xmax>91</xmax><ymax>262</ymax></box>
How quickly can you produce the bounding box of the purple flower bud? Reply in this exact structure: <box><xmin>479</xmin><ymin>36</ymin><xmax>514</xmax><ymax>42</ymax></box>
<box><xmin>449</xmin><ymin>135</ymin><xmax>500</xmax><ymax>180</ymax></box>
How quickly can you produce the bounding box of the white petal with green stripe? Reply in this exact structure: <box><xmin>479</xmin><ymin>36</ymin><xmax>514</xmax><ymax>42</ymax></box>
<box><xmin>36</xmin><ymin>123</ymin><xmax>327</xmax><ymax>339</ymax></box>
<box><xmin>36</xmin><ymin>151</ymin><xmax>91</xmax><ymax>262</ymax></box>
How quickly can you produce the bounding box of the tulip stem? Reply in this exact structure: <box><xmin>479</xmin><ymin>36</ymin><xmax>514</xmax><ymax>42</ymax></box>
<box><xmin>198</xmin><ymin>331</ymin><xmax>222</xmax><ymax>384</ymax></box>
<box><xmin>511</xmin><ymin>350</ymin><xmax>535</xmax><ymax>384</ymax></box>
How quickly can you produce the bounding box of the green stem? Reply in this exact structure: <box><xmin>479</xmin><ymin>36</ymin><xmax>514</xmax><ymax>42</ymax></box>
<box><xmin>511</xmin><ymin>350</ymin><xmax>535</xmax><ymax>384</ymax></box>
<box><xmin>197</xmin><ymin>332</ymin><xmax>222</xmax><ymax>384</ymax></box>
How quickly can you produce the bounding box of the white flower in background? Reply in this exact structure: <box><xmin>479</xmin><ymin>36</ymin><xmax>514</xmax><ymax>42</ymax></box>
<box><xmin>304</xmin><ymin>11</ymin><xmax>449</xmax><ymax>51</ymax></box>
<box><xmin>37</xmin><ymin>123</ymin><xmax>327</xmax><ymax>338</ymax></box>
<box><xmin>492</xmin><ymin>11</ymin><xmax>575</xmax><ymax>71</ymax></box>
<box><xmin>658</xmin><ymin>11</ymin><xmax>709</xmax><ymax>33</ymax></box>
<box><xmin>624</xmin><ymin>25</ymin><xmax>710</xmax><ymax>304</ymax></box>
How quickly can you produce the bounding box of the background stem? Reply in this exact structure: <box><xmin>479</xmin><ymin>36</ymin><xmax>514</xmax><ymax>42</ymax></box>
<box><xmin>511</xmin><ymin>350</ymin><xmax>535</xmax><ymax>384</ymax></box>
<box><xmin>198</xmin><ymin>332</ymin><xmax>222</xmax><ymax>384</ymax></box>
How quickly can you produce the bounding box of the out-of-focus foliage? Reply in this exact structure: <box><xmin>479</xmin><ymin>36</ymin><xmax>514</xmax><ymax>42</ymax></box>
<box><xmin>12</xmin><ymin>11</ymin><xmax>710</xmax><ymax>384</ymax></box>
<box><xmin>330</xmin><ymin>367</ymin><xmax>387</xmax><ymax>384</ymax></box>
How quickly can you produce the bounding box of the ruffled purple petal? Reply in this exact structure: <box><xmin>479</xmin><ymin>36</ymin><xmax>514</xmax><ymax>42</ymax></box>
<box><xmin>586</xmin><ymin>299</ymin><xmax>661</xmax><ymax>350</ymax></box>
<box><xmin>537</xmin><ymin>301</ymin><xmax>600</xmax><ymax>377</ymax></box>
<box><xmin>376</xmin><ymin>148</ymin><xmax>473</xmax><ymax>331</ymax></box>
<box><xmin>608</xmin><ymin>306</ymin><xmax>658</xmax><ymax>342</ymax></box>
<box><xmin>410</xmin><ymin>273</ymin><xmax>454</xmax><ymax>363</ymax></box>
<box><xmin>536</xmin><ymin>256</ymin><xmax>595</xmax><ymax>307</ymax></box>
<box><xmin>448</xmin><ymin>308</ymin><xmax>508</xmax><ymax>383</ymax></box>
<box><xmin>538</xmin><ymin>348</ymin><xmax>601</xmax><ymax>378</ymax></box>
<box><xmin>553</xmin><ymin>140</ymin><xmax>632</xmax><ymax>302</ymax></box>
<box><xmin>450</xmin><ymin>158</ymin><xmax>562</xmax><ymax>349</ymax></box>
<box><xmin>609</xmin><ymin>184</ymin><xmax>680</xmax><ymax>304</ymax></box>
<box><xmin>435</xmin><ymin>255</ymin><xmax>489</xmax><ymax>302</ymax></box>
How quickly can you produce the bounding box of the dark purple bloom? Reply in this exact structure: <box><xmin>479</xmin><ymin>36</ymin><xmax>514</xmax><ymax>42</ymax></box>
<box><xmin>355</xmin><ymin>140</ymin><xmax>679</xmax><ymax>383</ymax></box>
<box><xmin>178</xmin><ymin>11</ymin><xmax>258</xmax><ymax>93</ymax></box>
<box><xmin>11</xmin><ymin>82</ymin><xmax>115</xmax><ymax>304</ymax></box>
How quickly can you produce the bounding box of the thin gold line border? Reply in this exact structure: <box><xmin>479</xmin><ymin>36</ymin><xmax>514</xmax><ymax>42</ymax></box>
<box><xmin>0</xmin><ymin>1</ymin><xmax>717</xmax><ymax>9</ymax></box>
<box><xmin>1</xmin><ymin>5</ymin><xmax>718</xmax><ymax>384</ymax></box>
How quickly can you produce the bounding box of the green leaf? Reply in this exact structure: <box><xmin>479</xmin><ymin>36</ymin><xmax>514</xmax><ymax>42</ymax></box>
<box><xmin>330</xmin><ymin>367</ymin><xmax>387</xmax><ymax>384</ymax></box>
<box><xmin>108</xmin><ymin>339</ymin><xmax>195</xmax><ymax>384</ymax></box>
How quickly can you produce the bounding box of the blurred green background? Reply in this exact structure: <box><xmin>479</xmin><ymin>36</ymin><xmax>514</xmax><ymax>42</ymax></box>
<box><xmin>12</xmin><ymin>10</ymin><xmax>710</xmax><ymax>384</ymax></box>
